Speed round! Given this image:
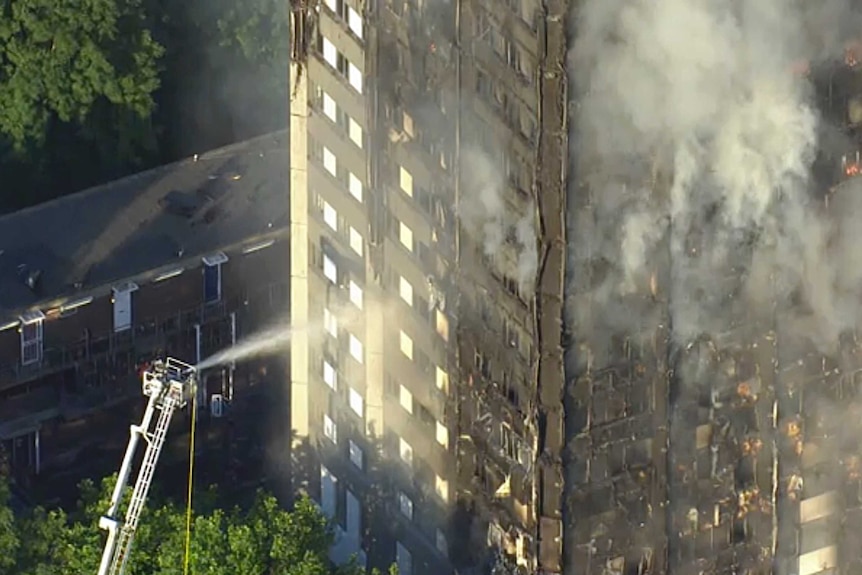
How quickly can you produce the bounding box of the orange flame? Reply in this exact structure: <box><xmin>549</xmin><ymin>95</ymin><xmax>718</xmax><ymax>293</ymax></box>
<box><xmin>846</xmin><ymin>163</ymin><xmax>861</xmax><ymax>177</ymax></box>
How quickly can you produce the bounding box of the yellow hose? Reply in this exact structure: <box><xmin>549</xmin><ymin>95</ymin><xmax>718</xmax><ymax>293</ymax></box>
<box><xmin>182</xmin><ymin>385</ymin><xmax>197</xmax><ymax>575</ymax></box>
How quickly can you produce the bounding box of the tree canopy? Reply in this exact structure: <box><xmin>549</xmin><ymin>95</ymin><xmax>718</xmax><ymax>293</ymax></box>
<box><xmin>0</xmin><ymin>0</ymin><xmax>288</xmax><ymax>211</ymax></box>
<box><xmin>0</xmin><ymin>473</ymin><xmax>393</xmax><ymax>575</ymax></box>
<box><xmin>0</xmin><ymin>0</ymin><xmax>163</xmax><ymax>154</ymax></box>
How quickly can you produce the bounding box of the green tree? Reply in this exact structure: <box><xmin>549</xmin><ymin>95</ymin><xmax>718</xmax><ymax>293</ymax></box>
<box><xmin>5</xmin><ymin>472</ymin><xmax>395</xmax><ymax>575</ymax></box>
<box><xmin>0</xmin><ymin>0</ymin><xmax>164</xmax><ymax>154</ymax></box>
<box><xmin>0</xmin><ymin>469</ymin><xmax>19</xmax><ymax>575</ymax></box>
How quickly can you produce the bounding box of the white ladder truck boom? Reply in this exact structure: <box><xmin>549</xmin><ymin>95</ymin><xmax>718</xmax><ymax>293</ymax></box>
<box><xmin>97</xmin><ymin>358</ymin><xmax>197</xmax><ymax>575</ymax></box>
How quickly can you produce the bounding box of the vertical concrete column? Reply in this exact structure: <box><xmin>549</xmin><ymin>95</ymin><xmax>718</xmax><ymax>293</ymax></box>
<box><xmin>289</xmin><ymin>8</ymin><xmax>312</xmax><ymax>496</ymax></box>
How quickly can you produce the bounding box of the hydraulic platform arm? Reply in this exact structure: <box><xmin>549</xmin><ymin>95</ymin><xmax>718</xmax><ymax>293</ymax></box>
<box><xmin>97</xmin><ymin>358</ymin><xmax>197</xmax><ymax>575</ymax></box>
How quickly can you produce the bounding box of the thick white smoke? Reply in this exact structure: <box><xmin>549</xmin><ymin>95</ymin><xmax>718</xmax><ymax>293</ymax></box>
<box><xmin>569</xmin><ymin>0</ymin><xmax>862</xmax><ymax>350</ymax></box>
<box><xmin>459</xmin><ymin>146</ymin><xmax>538</xmax><ymax>291</ymax></box>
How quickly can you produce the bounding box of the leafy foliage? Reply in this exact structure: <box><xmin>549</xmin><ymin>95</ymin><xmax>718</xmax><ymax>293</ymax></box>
<box><xmin>1</xmin><ymin>472</ymin><xmax>391</xmax><ymax>575</ymax></box>
<box><xmin>0</xmin><ymin>0</ymin><xmax>164</xmax><ymax>153</ymax></box>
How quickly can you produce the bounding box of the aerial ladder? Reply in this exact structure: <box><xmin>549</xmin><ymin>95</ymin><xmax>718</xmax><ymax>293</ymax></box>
<box><xmin>96</xmin><ymin>358</ymin><xmax>197</xmax><ymax>575</ymax></box>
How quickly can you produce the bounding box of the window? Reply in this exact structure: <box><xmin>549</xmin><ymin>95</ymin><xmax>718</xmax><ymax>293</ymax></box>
<box><xmin>435</xmin><ymin>309</ymin><xmax>449</xmax><ymax>342</ymax></box>
<box><xmin>399</xmin><ymin>276</ymin><xmax>413</xmax><ymax>305</ymax></box>
<box><xmin>323</xmin><ymin>146</ymin><xmax>337</xmax><ymax>176</ymax></box>
<box><xmin>349</xmin><ymin>387</ymin><xmax>365</xmax><ymax>417</ymax></box>
<box><xmin>403</xmin><ymin>111</ymin><xmax>414</xmax><ymax>138</ymax></box>
<box><xmin>349</xmin><ymin>118</ymin><xmax>363</xmax><ymax>148</ymax></box>
<box><xmin>346</xmin><ymin>490</ymin><xmax>361</xmax><ymax>540</ymax></box>
<box><xmin>324</xmin><ymin>414</ymin><xmax>338</xmax><ymax>443</ymax></box>
<box><xmin>324</xmin><ymin>308</ymin><xmax>338</xmax><ymax>337</ymax></box>
<box><xmin>323</xmin><ymin>200</ymin><xmax>338</xmax><ymax>230</ymax></box>
<box><xmin>323</xmin><ymin>0</ymin><xmax>336</xmax><ymax>11</ymax></box>
<box><xmin>323</xmin><ymin>254</ymin><xmax>338</xmax><ymax>283</ymax></box>
<box><xmin>321</xmin><ymin>466</ymin><xmax>337</xmax><ymax>518</ymax></box>
<box><xmin>349</xmin><ymin>172</ymin><xmax>363</xmax><ymax>202</ymax></box>
<box><xmin>399</xmin><ymin>437</ymin><xmax>413</xmax><ymax>465</ymax></box>
<box><xmin>323</xmin><ymin>360</ymin><xmax>337</xmax><ymax>389</ymax></box>
<box><xmin>436</xmin><ymin>530</ymin><xmax>448</xmax><ymax>557</ymax></box>
<box><xmin>399</xmin><ymin>167</ymin><xmax>414</xmax><ymax>196</ymax></box>
<box><xmin>436</xmin><ymin>366</ymin><xmax>449</xmax><ymax>392</ymax></box>
<box><xmin>435</xmin><ymin>474</ymin><xmax>449</xmax><ymax>502</ymax></box>
<box><xmin>349</xmin><ymin>439</ymin><xmax>364</xmax><ymax>469</ymax></box>
<box><xmin>399</xmin><ymin>384</ymin><xmax>413</xmax><ymax>414</ymax></box>
<box><xmin>398</xmin><ymin>221</ymin><xmax>414</xmax><ymax>251</ymax></box>
<box><xmin>349</xmin><ymin>333</ymin><xmax>364</xmax><ymax>363</ymax></box>
<box><xmin>349</xmin><ymin>280</ymin><xmax>363</xmax><ymax>309</ymax></box>
<box><xmin>322</xmin><ymin>37</ymin><xmax>338</xmax><ymax>67</ymax></box>
<box><xmin>112</xmin><ymin>282</ymin><xmax>138</xmax><ymax>332</ymax></box>
<box><xmin>396</xmin><ymin>542</ymin><xmax>413</xmax><ymax>575</ymax></box>
<box><xmin>323</xmin><ymin>91</ymin><xmax>337</xmax><ymax>121</ymax></box>
<box><xmin>348</xmin><ymin>62</ymin><xmax>363</xmax><ymax>93</ymax></box>
<box><xmin>347</xmin><ymin>6</ymin><xmax>363</xmax><ymax>38</ymax></box>
<box><xmin>399</xmin><ymin>330</ymin><xmax>414</xmax><ymax>360</ymax></box>
<box><xmin>349</xmin><ymin>227</ymin><xmax>363</xmax><ymax>256</ymax></box>
<box><xmin>436</xmin><ymin>421</ymin><xmax>449</xmax><ymax>448</ymax></box>
<box><xmin>20</xmin><ymin>311</ymin><xmax>45</xmax><ymax>366</ymax></box>
<box><xmin>202</xmin><ymin>252</ymin><xmax>228</xmax><ymax>304</ymax></box>
<box><xmin>398</xmin><ymin>492</ymin><xmax>414</xmax><ymax>520</ymax></box>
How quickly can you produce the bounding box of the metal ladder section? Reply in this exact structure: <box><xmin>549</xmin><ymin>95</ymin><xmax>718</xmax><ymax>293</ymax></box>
<box><xmin>107</xmin><ymin>388</ymin><xmax>183</xmax><ymax>575</ymax></box>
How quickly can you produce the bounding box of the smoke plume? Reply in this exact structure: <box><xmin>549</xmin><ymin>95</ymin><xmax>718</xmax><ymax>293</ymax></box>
<box><xmin>459</xmin><ymin>146</ymin><xmax>538</xmax><ymax>291</ymax></box>
<box><xmin>568</xmin><ymin>0</ymin><xmax>862</xmax><ymax>353</ymax></box>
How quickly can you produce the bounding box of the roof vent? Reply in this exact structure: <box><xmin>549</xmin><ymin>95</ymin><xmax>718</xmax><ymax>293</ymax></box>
<box><xmin>18</xmin><ymin>265</ymin><xmax>42</xmax><ymax>292</ymax></box>
<box><xmin>160</xmin><ymin>191</ymin><xmax>201</xmax><ymax>219</ymax></box>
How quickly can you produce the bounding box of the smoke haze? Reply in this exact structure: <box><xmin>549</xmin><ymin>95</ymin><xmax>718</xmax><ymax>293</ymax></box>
<box><xmin>459</xmin><ymin>146</ymin><xmax>538</xmax><ymax>291</ymax></box>
<box><xmin>568</xmin><ymin>0</ymin><xmax>862</xmax><ymax>354</ymax></box>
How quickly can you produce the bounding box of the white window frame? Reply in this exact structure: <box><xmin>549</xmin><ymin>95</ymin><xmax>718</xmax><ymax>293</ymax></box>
<box><xmin>399</xmin><ymin>437</ymin><xmax>413</xmax><ymax>465</ymax></box>
<box><xmin>324</xmin><ymin>308</ymin><xmax>338</xmax><ymax>337</ymax></box>
<box><xmin>399</xmin><ymin>166</ymin><xmax>414</xmax><ymax>197</ymax></box>
<box><xmin>321</xmin><ymin>465</ymin><xmax>337</xmax><ymax>518</ymax></box>
<box><xmin>399</xmin><ymin>384</ymin><xmax>413</xmax><ymax>414</ymax></box>
<box><xmin>324</xmin><ymin>414</ymin><xmax>338</xmax><ymax>443</ymax></box>
<box><xmin>347</xmin><ymin>6</ymin><xmax>363</xmax><ymax>39</ymax></box>
<box><xmin>323</xmin><ymin>200</ymin><xmax>338</xmax><ymax>230</ymax></box>
<box><xmin>349</xmin><ymin>387</ymin><xmax>365</xmax><ymax>418</ymax></box>
<box><xmin>399</xmin><ymin>276</ymin><xmax>413</xmax><ymax>305</ymax></box>
<box><xmin>323</xmin><ymin>91</ymin><xmax>337</xmax><ymax>121</ymax></box>
<box><xmin>349</xmin><ymin>280</ymin><xmax>363</xmax><ymax>310</ymax></box>
<box><xmin>322</xmin><ymin>37</ymin><xmax>338</xmax><ymax>67</ymax></box>
<box><xmin>112</xmin><ymin>281</ymin><xmax>139</xmax><ymax>333</ymax></box>
<box><xmin>436</xmin><ymin>366</ymin><xmax>448</xmax><ymax>392</ymax></box>
<box><xmin>349</xmin><ymin>439</ymin><xmax>364</xmax><ymax>469</ymax></box>
<box><xmin>435</xmin><ymin>474</ymin><xmax>449</xmax><ymax>502</ymax></box>
<box><xmin>399</xmin><ymin>221</ymin><xmax>414</xmax><ymax>252</ymax></box>
<box><xmin>348</xmin><ymin>118</ymin><xmax>363</xmax><ymax>148</ymax></box>
<box><xmin>323</xmin><ymin>146</ymin><xmax>337</xmax><ymax>177</ymax></box>
<box><xmin>323</xmin><ymin>254</ymin><xmax>338</xmax><ymax>283</ymax></box>
<box><xmin>19</xmin><ymin>310</ymin><xmax>45</xmax><ymax>367</ymax></box>
<box><xmin>349</xmin><ymin>333</ymin><xmax>364</xmax><ymax>363</ymax></box>
<box><xmin>348</xmin><ymin>172</ymin><xmax>363</xmax><ymax>202</ymax></box>
<box><xmin>202</xmin><ymin>252</ymin><xmax>228</xmax><ymax>304</ymax></box>
<box><xmin>436</xmin><ymin>420</ymin><xmax>449</xmax><ymax>448</ymax></box>
<box><xmin>323</xmin><ymin>360</ymin><xmax>337</xmax><ymax>390</ymax></box>
<box><xmin>399</xmin><ymin>330</ymin><xmax>413</xmax><ymax>360</ymax></box>
<box><xmin>349</xmin><ymin>226</ymin><xmax>364</xmax><ymax>256</ymax></box>
<box><xmin>398</xmin><ymin>492</ymin><xmax>414</xmax><ymax>520</ymax></box>
<box><xmin>348</xmin><ymin>62</ymin><xmax>363</xmax><ymax>93</ymax></box>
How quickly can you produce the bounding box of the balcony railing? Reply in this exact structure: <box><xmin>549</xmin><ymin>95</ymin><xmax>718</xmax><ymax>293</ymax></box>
<box><xmin>0</xmin><ymin>280</ymin><xmax>288</xmax><ymax>392</ymax></box>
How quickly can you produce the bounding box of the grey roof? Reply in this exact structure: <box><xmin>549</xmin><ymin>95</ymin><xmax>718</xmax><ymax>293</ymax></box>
<box><xmin>0</xmin><ymin>130</ymin><xmax>289</xmax><ymax>316</ymax></box>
